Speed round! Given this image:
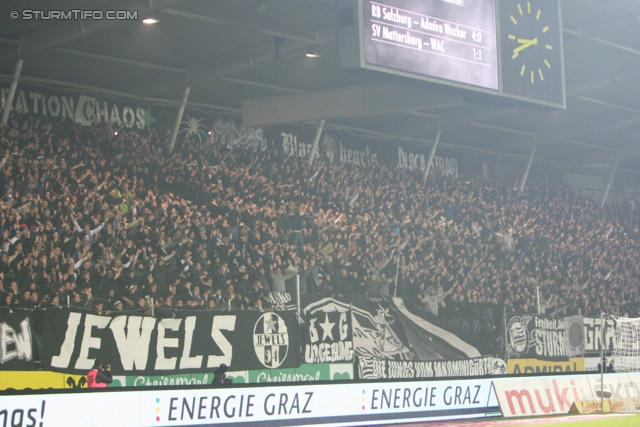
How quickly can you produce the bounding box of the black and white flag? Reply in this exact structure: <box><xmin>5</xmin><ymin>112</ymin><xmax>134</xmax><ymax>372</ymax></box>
<box><xmin>507</xmin><ymin>314</ymin><xmax>585</xmax><ymax>361</ymax></box>
<box><xmin>302</xmin><ymin>298</ymin><xmax>354</xmax><ymax>363</ymax></box>
<box><xmin>265</xmin><ymin>292</ymin><xmax>297</xmax><ymax>311</ymax></box>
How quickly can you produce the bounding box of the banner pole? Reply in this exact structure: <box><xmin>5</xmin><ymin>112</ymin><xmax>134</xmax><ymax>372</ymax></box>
<box><xmin>350</xmin><ymin>301</ymin><xmax>354</xmax><ymax>373</ymax></box>
<box><xmin>168</xmin><ymin>86</ymin><xmax>191</xmax><ymax>153</ymax></box>
<box><xmin>536</xmin><ymin>285</ymin><xmax>541</xmax><ymax>315</ymax></box>
<box><xmin>296</xmin><ymin>275</ymin><xmax>301</xmax><ymax>322</ymax></box>
<box><xmin>600</xmin><ymin>311</ymin><xmax>605</xmax><ymax>415</ymax></box>
<box><xmin>503</xmin><ymin>306</ymin><xmax>508</xmax><ymax>362</ymax></box>
<box><xmin>308</xmin><ymin>120</ymin><xmax>325</xmax><ymax>167</ymax></box>
<box><xmin>422</xmin><ymin>128</ymin><xmax>442</xmax><ymax>183</ymax></box>
<box><xmin>151</xmin><ymin>298</ymin><xmax>155</xmax><ymax>317</ymax></box>
<box><xmin>393</xmin><ymin>254</ymin><xmax>400</xmax><ymax>298</ymax></box>
<box><xmin>519</xmin><ymin>144</ymin><xmax>536</xmax><ymax>195</ymax></box>
<box><xmin>0</xmin><ymin>59</ymin><xmax>23</xmax><ymax>125</ymax></box>
<box><xmin>601</xmin><ymin>158</ymin><xmax>619</xmax><ymax>207</ymax></box>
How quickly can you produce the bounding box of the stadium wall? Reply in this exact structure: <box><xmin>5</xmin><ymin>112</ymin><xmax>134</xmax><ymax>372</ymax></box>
<box><xmin>0</xmin><ymin>377</ymin><xmax>500</xmax><ymax>427</ymax></box>
<box><xmin>0</xmin><ymin>364</ymin><xmax>354</xmax><ymax>390</ymax></box>
<box><xmin>4</xmin><ymin>373</ymin><xmax>640</xmax><ymax>426</ymax></box>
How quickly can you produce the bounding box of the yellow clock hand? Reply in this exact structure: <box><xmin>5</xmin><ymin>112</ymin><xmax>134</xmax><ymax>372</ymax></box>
<box><xmin>512</xmin><ymin>38</ymin><xmax>538</xmax><ymax>59</ymax></box>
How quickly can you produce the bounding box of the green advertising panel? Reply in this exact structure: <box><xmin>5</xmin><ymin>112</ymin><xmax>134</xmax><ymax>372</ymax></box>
<box><xmin>111</xmin><ymin>372</ymin><xmax>248</xmax><ymax>387</ymax></box>
<box><xmin>110</xmin><ymin>364</ymin><xmax>353</xmax><ymax>387</ymax></box>
<box><xmin>248</xmin><ymin>363</ymin><xmax>352</xmax><ymax>383</ymax></box>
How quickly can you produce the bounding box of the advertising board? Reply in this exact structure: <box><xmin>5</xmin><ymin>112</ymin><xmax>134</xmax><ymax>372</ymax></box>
<box><xmin>493</xmin><ymin>373</ymin><xmax>640</xmax><ymax>417</ymax></box>
<box><xmin>0</xmin><ymin>378</ymin><xmax>498</xmax><ymax>427</ymax></box>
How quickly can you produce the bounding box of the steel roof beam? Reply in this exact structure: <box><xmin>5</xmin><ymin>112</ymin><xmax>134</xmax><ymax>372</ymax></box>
<box><xmin>564</xmin><ymin>68</ymin><xmax>640</xmax><ymax>97</ymax></box>
<box><xmin>126</xmin><ymin>25</ymin><xmax>336</xmax><ymax>97</ymax></box>
<box><xmin>0</xmin><ymin>73</ymin><xmax>240</xmax><ymax>114</ymax></box>
<box><xmin>242</xmin><ymin>82</ymin><xmax>462</xmax><ymax>127</ymax></box>
<box><xmin>17</xmin><ymin>0</ymin><xmax>186</xmax><ymax>59</ymax></box>
<box><xmin>437</xmin><ymin>106</ymin><xmax>527</xmax><ymax>131</ymax></box>
<box><xmin>164</xmin><ymin>9</ymin><xmax>318</xmax><ymax>45</ymax></box>
<box><xmin>576</xmin><ymin>15</ymin><xmax>640</xmax><ymax>39</ymax></box>
<box><xmin>56</xmin><ymin>48</ymin><xmax>187</xmax><ymax>74</ymax></box>
<box><xmin>0</xmin><ymin>38</ymin><xmax>187</xmax><ymax>74</ymax></box>
<box><xmin>535</xmin><ymin>114</ymin><xmax>637</xmax><ymax>143</ymax></box>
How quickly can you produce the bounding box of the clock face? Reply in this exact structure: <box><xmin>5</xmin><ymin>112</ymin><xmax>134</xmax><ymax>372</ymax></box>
<box><xmin>507</xmin><ymin>1</ymin><xmax>553</xmax><ymax>85</ymax></box>
<box><xmin>499</xmin><ymin>0</ymin><xmax>565</xmax><ymax>106</ymax></box>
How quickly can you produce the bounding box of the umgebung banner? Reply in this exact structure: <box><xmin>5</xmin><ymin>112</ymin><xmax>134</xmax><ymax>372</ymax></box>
<box><xmin>302</xmin><ymin>297</ymin><xmax>354</xmax><ymax>364</ymax></box>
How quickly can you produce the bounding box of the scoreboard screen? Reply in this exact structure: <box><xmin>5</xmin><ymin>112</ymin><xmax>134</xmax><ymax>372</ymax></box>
<box><xmin>338</xmin><ymin>0</ymin><xmax>566</xmax><ymax>109</ymax></box>
<box><xmin>364</xmin><ymin>0</ymin><xmax>499</xmax><ymax>90</ymax></box>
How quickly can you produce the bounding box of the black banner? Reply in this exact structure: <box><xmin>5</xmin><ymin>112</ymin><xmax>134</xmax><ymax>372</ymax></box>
<box><xmin>357</xmin><ymin>356</ymin><xmax>506</xmax><ymax>379</ymax></box>
<box><xmin>42</xmin><ymin>310</ymin><xmax>301</xmax><ymax>375</ymax></box>
<box><xmin>392</xmin><ymin>141</ymin><xmax>460</xmax><ymax>178</ymax></box>
<box><xmin>0</xmin><ymin>84</ymin><xmax>168</xmax><ymax>131</ymax></box>
<box><xmin>211</xmin><ymin>117</ymin><xmax>267</xmax><ymax>150</ymax></box>
<box><xmin>265</xmin><ymin>292</ymin><xmax>297</xmax><ymax>311</ymax></box>
<box><xmin>0</xmin><ymin>85</ymin><xmax>257</xmax><ymax>146</ymax></box>
<box><xmin>269</xmin><ymin>127</ymin><xmax>462</xmax><ymax>175</ymax></box>
<box><xmin>297</xmin><ymin>296</ymin><xmax>488</xmax><ymax>364</ymax></box>
<box><xmin>0</xmin><ymin>309</ymin><xmax>35</xmax><ymax>370</ymax></box>
<box><xmin>350</xmin><ymin>296</ymin><xmax>484</xmax><ymax>361</ymax></box>
<box><xmin>277</xmin><ymin>295</ymin><xmax>488</xmax><ymax>363</ymax></box>
<box><xmin>507</xmin><ymin>314</ymin><xmax>585</xmax><ymax>361</ymax></box>
<box><xmin>303</xmin><ymin>298</ymin><xmax>354</xmax><ymax>364</ymax></box>
<box><xmin>583</xmin><ymin>317</ymin><xmax>616</xmax><ymax>356</ymax></box>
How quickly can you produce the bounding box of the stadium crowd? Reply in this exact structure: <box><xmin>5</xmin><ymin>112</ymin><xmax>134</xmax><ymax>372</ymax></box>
<box><xmin>0</xmin><ymin>112</ymin><xmax>639</xmax><ymax>352</ymax></box>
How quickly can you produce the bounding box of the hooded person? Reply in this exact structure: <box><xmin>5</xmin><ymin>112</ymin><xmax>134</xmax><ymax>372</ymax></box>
<box><xmin>212</xmin><ymin>363</ymin><xmax>231</xmax><ymax>386</ymax></box>
<box><xmin>87</xmin><ymin>358</ymin><xmax>113</xmax><ymax>388</ymax></box>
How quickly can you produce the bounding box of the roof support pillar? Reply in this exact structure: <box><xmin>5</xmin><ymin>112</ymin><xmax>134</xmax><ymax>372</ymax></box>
<box><xmin>168</xmin><ymin>86</ymin><xmax>191</xmax><ymax>153</ymax></box>
<box><xmin>519</xmin><ymin>144</ymin><xmax>537</xmax><ymax>195</ymax></box>
<box><xmin>601</xmin><ymin>159</ymin><xmax>619</xmax><ymax>207</ymax></box>
<box><xmin>308</xmin><ymin>119</ymin><xmax>325</xmax><ymax>167</ymax></box>
<box><xmin>1</xmin><ymin>59</ymin><xmax>23</xmax><ymax>125</ymax></box>
<box><xmin>423</xmin><ymin>128</ymin><xmax>442</xmax><ymax>183</ymax></box>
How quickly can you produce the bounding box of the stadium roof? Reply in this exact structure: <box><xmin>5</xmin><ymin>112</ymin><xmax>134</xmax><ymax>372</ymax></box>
<box><xmin>1</xmin><ymin>0</ymin><xmax>640</xmax><ymax>171</ymax></box>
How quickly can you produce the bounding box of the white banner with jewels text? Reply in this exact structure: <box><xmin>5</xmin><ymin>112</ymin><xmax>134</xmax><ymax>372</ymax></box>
<box><xmin>0</xmin><ymin>378</ymin><xmax>499</xmax><ymax>427</ymax></box>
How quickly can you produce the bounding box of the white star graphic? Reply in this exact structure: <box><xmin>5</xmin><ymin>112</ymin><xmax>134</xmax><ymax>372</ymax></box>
<box><xmin>265</xmin><ymin>315</ymin><xmax>278</xmax><ymax>334</ymax></box>
<box><xmin>319</xmin><ymin>313</ymin><xmax>335</xmax><ymax>341</ymax></box>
